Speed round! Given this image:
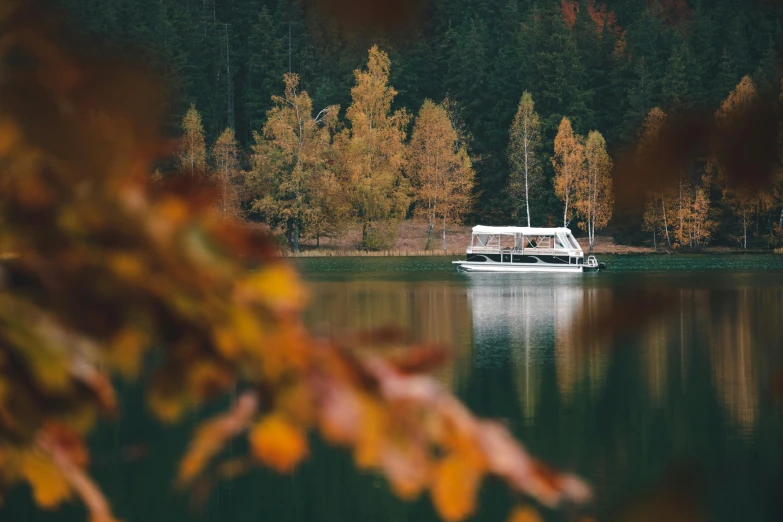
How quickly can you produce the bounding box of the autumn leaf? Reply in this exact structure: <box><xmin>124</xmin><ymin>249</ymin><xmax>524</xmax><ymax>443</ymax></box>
<box><xmin>507</xmin><ymin>505</ymin><xmax>542</xmax><ymax>522</ymax></box>
<box><xmin>249</xmin><ymin>413</ymin><xmax>308</xmax><ymax>473</ymax></box>
<box><xmin>19</xmin><ymin>451</ymin><xmax>72</xmax><ymax>508</ymax></box>
<box><xmin>431</xmin><ymin>454</ymin><xmax>483</xmax><ymax>522</ymax></box>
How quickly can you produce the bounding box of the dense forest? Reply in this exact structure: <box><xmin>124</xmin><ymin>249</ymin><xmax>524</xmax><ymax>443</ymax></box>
<box><xmin>56</xmin><ymin>0</ymin><xmax>783</xmax><ymax>248</ymax></box>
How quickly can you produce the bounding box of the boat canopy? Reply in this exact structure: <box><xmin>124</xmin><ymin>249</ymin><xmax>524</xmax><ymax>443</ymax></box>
<box><xmin>468</xmin><ymin>224</ymin><xmax>584</xmax><ymax>255</ymax></box>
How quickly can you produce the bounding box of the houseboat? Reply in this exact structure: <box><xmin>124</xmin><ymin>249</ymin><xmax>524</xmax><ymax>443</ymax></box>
<box><xmin>452</xmin><ymin>225</ymin><xmax>606</xmax><ymax>273</ymax></box>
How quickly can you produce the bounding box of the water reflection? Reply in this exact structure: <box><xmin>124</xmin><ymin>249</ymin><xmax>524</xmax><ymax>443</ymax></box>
<box><xmin>6</xmin><ymin>262</ymin><xmax>783</xmax><ymax>522</ymax></box>
<box><xmin>304</xmin><ymin>280</ymin><xmax>473</xmax><ymax>390</ymax></box>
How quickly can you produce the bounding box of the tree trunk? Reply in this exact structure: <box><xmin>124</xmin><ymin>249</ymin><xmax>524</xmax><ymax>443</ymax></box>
<box><xmin>316</xmin><ymin>231</ymin><xmax>320</xmax><ymax>249</ymax></box>
<box><xmin>653</xmin><ymin>228</ymin><xmax>657</xmax><ymax>250</ymax></box>
<box><xmin>442</xmin><ymin>215</ymin><xmax>447</xmax><ymax>251</ymax></box>
<box><xmin>743</xmin><ymin>213</ymin><xmax>747</xmax><ymax>250</ymax></box>
<box><xmin>425</xmin><ymin>219</ymin><xmax>434</xmax><ymax>251</ymax></box>
<box><xmin>563</xmin><ymin>193</ymin><xmax>569</xmax><ymax>227</ymax></box>
<box><xmin>661</xmin><ymin>192</ymin><xmax>672</xmax><ymax>248</ymax></box>
<box><xmin>293</xmin><ymin>218</ymin><xmax>299</xmax><ymax>253</ymax></box>
<box><xmin>779</xmin><ymin>207</ymin><xmax>782</xmax><ymax>228</ymax></box>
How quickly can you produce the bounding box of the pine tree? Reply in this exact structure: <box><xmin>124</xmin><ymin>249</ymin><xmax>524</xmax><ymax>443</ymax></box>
<box><xmin>246</xmin><ymin>7</ymin><xmax>285</xmax><ymax>136</ymax></box>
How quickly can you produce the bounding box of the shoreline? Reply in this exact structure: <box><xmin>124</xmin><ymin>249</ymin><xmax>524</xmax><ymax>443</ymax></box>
<box><xmin>285</xmin><ymin>248</ymin><xmax>781</xmax><ymax>258</ymax></box>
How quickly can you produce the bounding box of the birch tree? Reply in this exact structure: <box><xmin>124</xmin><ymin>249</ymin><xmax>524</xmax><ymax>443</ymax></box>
<box><xmin>578</xmin><ymin>131</ymin><xmax>613</xmax><ymax>251</ymax></box>
<box><xmin>409</xmin><ymin>99</ymin><xmax>475</xmax><ymax>250</ymax></box>
<box><xmin>552</xmin><ymin>117</ymin><xmax>585</xmax><ymax>227</ymax></box>
<box><xmin>507</xmin><ymin>92</ymin><xmax>542</xmax><ymax>227</ymax></box>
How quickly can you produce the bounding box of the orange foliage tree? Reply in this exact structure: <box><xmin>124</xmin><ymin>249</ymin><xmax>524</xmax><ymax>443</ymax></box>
<box><xmin>212</xmin><ymin>127</ymin><xmax>241</xmax><ymax>218</ymax></box>
<box><xmin>248</xmin><ymin>72</ymin><xmax>340</xmax><ymax>252</ymax></box>
<box><xmin>335</xmin><ymin>45</ymin><xmax>411</xmax><ymax>250</ymax></box>
<box><xmin>639</xmin><ymin>108</ymin><xmax>674</xmax><ymax>248</ymax></box>
<box><xmin>408</xmin><ymin>99</ymin><xmax>474</xmax><ymax>250</ymax></box>
<box><xmin>552</xmin><ymin>117</ymin><xmax>585</xmax><ymax>227</ymax></box>
<box><xmin>0</xmin><ymin>6</ymin><xmax>591</xmax><ymax>522</ymax></box>
<box><xmin>178</xmin><ymin>103</ymin><xmax>207</xmax><ymax>177</ymax></box>
<box><xmin>715</xmin><ymin>76</ymin><xmax>759</xmax><ymax>249</ymax></box>
<box><xmin>507</xmin><ymin>92</ymin><xmax>542</xmax><ymax>227</ymax></box>
<box><xmin>578</xmin><ymin>131</ymin><xmax>613</xmax><ymax>251</ymax></box>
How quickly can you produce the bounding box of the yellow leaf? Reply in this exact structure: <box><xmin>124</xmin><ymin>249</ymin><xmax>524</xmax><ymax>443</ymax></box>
<box><xmin>354</xmin><ymin>396</ymin><xmax>386</xmax><ymax>469</ymax></box>
<box><xmin>19</xmin><ymin>451</ymin><xmax>71</xmax><ymax>508</ymax></box>
<box><xmin>249</xmin><ymin>414</ymin><xmax>307</xmax><ymax>473</ymax></box>
<box><xmin>431</xmin><ymin>454</ymin><xmax>482</xmax><ymax>522</ymax></box>
<box><xmin>240</xmin><ymin>263</ymin><xmax>307</xmax><ymax>312</ymax></box>
<box><xmin>508</xmin><ymin>505</ymin><xmax>542</xmax><ymax>522</ymax></box>
<box><xmin>109</xmin><ymin>328</ymin><xmax>147</xmax><ymax>378</ymax></box>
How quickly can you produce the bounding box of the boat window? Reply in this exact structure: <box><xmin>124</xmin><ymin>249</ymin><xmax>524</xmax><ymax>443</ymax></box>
<box><xmin>554</xmin><ymin>234</ymin><xmax>567</xmax><ymax>250</ymax></box>
<box><xmin>476</xmin><ymin>234</ymin><xmax>489</xmax><ymax>246</ymax></box>
<box><xmin>567</xmin><ymin>234</ymin><xmax>580</xmax><ymax>249</ymax></box>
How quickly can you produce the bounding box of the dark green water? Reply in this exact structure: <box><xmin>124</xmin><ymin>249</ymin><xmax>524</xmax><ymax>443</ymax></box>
<box><xmin>5</xmin><ymin>255</ymin><xmax>783</xmax><ymax>522</ymax></box>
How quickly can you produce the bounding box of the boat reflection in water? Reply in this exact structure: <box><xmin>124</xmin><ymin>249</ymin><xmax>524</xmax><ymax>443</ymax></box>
<box><xmin>467</xmin><ymin>274</ymin><xmax>611</xmax><ymax>423</ymax></box>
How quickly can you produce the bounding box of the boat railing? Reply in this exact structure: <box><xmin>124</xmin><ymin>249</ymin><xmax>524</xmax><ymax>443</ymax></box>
<box><xmin>469</xmin><ymin>246</ymin><xmax>581</xmax><ymax>256</ymax></box>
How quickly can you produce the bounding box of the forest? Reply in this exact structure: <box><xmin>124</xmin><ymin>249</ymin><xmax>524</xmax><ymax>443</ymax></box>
<box><xmin>55</xmin><ymin>0</ymin><xmax>783</xmax><ymax>249</ymax></box>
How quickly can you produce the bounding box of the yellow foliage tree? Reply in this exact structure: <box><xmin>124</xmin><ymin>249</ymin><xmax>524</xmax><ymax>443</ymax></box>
<box><xmin>336</xmin><ymin>45</ymin><xmax>411</xmax><ymax>250</ymax></box>
<box><xmin>552</xmin><ymin>117</ymin><xmax>585</xmax><ymax>227</ymax></box>
<box><xmin>212</xmin><ymin>127</ymin><xmax>241</xmax><ymax>219</ymax></box>
<box><xmin>408</xmin><ymin>99</ymin><xmax>474</xmax><ymax>251</ymax></box>
<box><xmin>178</xmin><ymin>103</ymin><xmax>207</xmax><ymax>176</ymax></box>
<box><xmin>578</xmin><ymin>131</ymin><xmax>613</xmax><ymax>251</ymax></box>
<box><xmin>249</xmin><ymin>73</ymin><xmax>339</xmax><ymax>252</ymax></box>
<box><xmin>507</xmin><ymin>92</ymin><xmax>542</xmax><ymax>227</ymax></box>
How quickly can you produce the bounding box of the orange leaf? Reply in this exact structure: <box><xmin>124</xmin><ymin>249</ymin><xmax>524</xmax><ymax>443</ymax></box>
<box><xmin>431</xmin><ymin>454</ymin><xmax>483</xmax><ymax>522</ymax></box>
<box><xmin>19</xmin><ymin>451</ymin><xmax>72</xmax><ymax>508</ymax></box>
<box><xmin>249</xmin><ymin>413</ymin><xmax>308</xmax><ymax>473</ymax></box>
<box><xmin>508</xmin><ymin>505</ymin><xmax>542</xmax><ymax>522</ymax></box>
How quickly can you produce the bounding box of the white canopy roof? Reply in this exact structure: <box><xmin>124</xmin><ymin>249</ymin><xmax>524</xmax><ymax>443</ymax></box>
<box><xmin>471</xmin><ymin>225</ymin><xmax>572</xmax><ymax>235</ymax></box>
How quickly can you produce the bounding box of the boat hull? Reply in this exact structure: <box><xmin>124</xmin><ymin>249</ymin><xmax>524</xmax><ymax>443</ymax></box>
<box><xmin>452</xmin><ymin>261</ymin><xmax>584</xmax><ymax>273</ymax></box>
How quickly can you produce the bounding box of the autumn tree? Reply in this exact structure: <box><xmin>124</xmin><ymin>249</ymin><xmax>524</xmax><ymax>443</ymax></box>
<box><xmin>249</xmin><ymin>72</ymin><xmax>339</xmax><ymax>252</ymax></box>
<box><xmin>552</xmin><ymin>117</ymin><xmax>585</xmax><ymax>227</ymax></box>
<box><xmin>639</xmin><ymin>108</ymin><xmax>673</xmax><ymax>248</ymax></box>
<box><xmin>507</xmin><ymin>92</ymin><xmax>542</xmax><ymax>227</ymax></box>
<box><xmin>336</xmin><ymin>46</ymin><xmax>411</xmax><ymax>250</ymax></box>
<box><xmin>409</xmin><ymin>99</ymin><xmax>475</xmax><ymax>250</ymax></box>
<box><xmin>212</xmin><ymin>127</ymin><xmax>241</xmax><ymax>219</ymax></box>
<box><xmin>578</xmin><ymin>131</ymin><xmax>613</xmax><ymax>251</ymax></box>
<box><xmin>178</xmin><ymin>104</ymin><xmax>207</xmax><ymax>176</ymax></box>
<box><xmin>715</xmin><ymin>76</ymin><xmax>759</xmax><ymax>249</ymax></box>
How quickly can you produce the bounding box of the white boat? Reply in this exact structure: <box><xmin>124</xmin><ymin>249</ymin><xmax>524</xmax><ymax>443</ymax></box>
<box><xmin>452</xmin><ymin>225</ymin><xmax>606</xmax><ymax>273</ymax></box>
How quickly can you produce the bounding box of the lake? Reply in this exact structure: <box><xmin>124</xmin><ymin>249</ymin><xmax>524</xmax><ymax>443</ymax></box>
<box><xmin>5</xmin><ymin>254</ymin><xmax>783</xmax><ymax>522</ymax></box>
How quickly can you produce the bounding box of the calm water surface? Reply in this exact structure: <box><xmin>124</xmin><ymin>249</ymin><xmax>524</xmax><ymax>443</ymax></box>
<box><xmin>5</xmin><ymin>255</ymin><xmax>783</xmax><ymax>522</ymax></box>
